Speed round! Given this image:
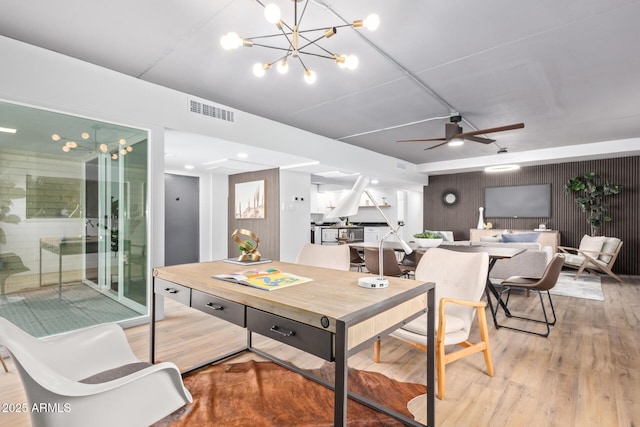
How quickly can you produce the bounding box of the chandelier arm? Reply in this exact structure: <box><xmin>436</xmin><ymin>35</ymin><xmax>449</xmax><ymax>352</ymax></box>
<box><xmin>296</xmin><ymin>24</ymin><xmax>351</xmax><ymax>34</ymax></box>
<box><xmin>296</xmin><ymin>54</ymin><xmax>310</xmax><ymax>71</ymax></box>
<box><xmin>251</xmin><ymin>44</ymin><xmax>293</xmax><ymax>52</ymax></box>
<box><xmin>296</xmin><ymin>37</ymin><xmax>334</xmax><ymax>57</ymax></box>
<box><xmin>247</xmin><ymin>33</ymin><xmax>294</xmax><ymax>40</ymax></box>
<box><xmin>297</xmin><ymin>51</ymin><xmax>336</xmax><ymax>61</ymax></box>
<box><xmin>297</xmin><ymin>0</ymin><xmax>310</xmax><ymax>28</ymax></box>
<box><xmin>298</xmin><ymin>34</ymin><xmax>330</xmax><ymax>50</ymax></box>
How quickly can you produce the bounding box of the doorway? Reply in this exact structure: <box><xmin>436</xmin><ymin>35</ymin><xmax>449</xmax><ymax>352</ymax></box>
<box><xmin>165</xmin><ymin>174</ymin><xmax>200</xmax><ymax>266</ymax></box>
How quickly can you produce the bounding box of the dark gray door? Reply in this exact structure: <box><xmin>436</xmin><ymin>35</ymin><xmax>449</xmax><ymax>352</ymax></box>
<box><xmin>165</xmin><ymin>174</ymin><xmax>199</xmax><ymax>266</ymax></box>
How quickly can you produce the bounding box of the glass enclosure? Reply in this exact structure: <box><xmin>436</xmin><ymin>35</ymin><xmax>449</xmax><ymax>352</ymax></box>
<box><xmin>0</xmin><ymin>100</ymin><xmax>148</xmax><ymax>336</ymax></box>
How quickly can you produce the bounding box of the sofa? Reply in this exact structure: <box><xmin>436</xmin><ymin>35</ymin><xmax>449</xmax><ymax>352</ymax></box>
<box><xmin>472</xmin><ymin>232</ymin><xmax>553</xmax><ymax>281</ymax></box>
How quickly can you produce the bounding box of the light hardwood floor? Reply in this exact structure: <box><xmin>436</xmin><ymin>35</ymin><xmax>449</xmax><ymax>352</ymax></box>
<box><xmin>1</xmin><ymin>275</ymin><xmax>638</xmax><ymax>426</ymax></box>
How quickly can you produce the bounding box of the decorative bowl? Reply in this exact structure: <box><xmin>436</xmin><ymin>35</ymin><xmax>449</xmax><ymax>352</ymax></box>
<box><xmin>415</xmin><ymin>238</ymin><xmax>443</xmax><ymax>248</ymax></box>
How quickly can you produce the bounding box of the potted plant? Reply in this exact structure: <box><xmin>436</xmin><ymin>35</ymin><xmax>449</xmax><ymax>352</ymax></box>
<box><xmin>565</xmin><ymin>172</ymin><xmax>623</xmax><ymax>236</ymax></box>
<box><xmin>413</xmin><ymin>231</ymin><xmax>443</xmax><ymax>248</ymax></box>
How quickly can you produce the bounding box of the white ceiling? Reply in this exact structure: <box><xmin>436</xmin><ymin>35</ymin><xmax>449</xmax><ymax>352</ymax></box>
<box><xmin>1</xmin><ymin>0</ymin><xmax>640</xmax><ymax>175</ymax></box>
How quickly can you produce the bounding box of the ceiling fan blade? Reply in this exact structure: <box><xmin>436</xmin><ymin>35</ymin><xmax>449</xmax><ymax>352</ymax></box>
<box><xmin>464</xmin><ymin>135</ymin><xmax>495</xmax><ymax>144</ymax></box>
<box><xmin>457</xmin><ymin>123</ymin><xmax>525</xmax><ymax>138</ymax></box>
<box><xmin>397</xmin><ymin>137</ymin><xmax>446</xmax><ymax>143</ymax></box>
<box><xmin>424</xmin><ymin>141</ymin><xmax>449</xmax><ymax>150</ymax></box>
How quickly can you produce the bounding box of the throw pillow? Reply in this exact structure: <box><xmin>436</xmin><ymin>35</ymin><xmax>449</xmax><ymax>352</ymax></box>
<box><xmin>598</xmin><ymin>237</ymin><xmax>621</xmax><ymax>263</ymax></box>
<box><xmin>578</xmin><ymin>235</ymin><xmax>605</xmax><ymax>257</ymax></box>
<box><xmin>501</xmin><ymin>232</ymin><xmax>540</xmax><ymax>243</ymax></box>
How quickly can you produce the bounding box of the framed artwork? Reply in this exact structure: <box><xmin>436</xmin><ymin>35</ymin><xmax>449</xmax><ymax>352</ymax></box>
<box><xmin>235</xmin><ymin>180</ymin><xmax>266</xmax><ymax>219</ymax></box>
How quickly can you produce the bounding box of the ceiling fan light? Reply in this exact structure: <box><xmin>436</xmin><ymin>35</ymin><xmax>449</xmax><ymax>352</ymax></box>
<box><xmin>448</xmin><ymin>138</ymin><xmax>464</xmax><ymax>147</ymax></box>
<box><xmin>304</xmin><ymin>69</ymin><xmax>317</xmax><ymax>84</ymax></box>
<box><xmin>485</xmin><ymin>164</ymin><xmax>520</xmax><ymax>173</ymax></box>
<box><xmin>264</xmin><ymin>3</ymin><xmax>281</xmax><ymax>24</ymax></box>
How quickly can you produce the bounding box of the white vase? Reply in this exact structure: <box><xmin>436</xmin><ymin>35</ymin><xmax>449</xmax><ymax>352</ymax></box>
<box><xmin>477</xmin><ymin>207</ymin><xmax>485</xmax><ymax>229</ymax></box>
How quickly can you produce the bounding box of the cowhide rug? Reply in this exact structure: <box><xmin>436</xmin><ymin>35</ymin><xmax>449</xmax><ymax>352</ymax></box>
<box><xmin>154</xmin><ymin>360</ymin><xmax>426</xmax><ymax>426</ymax></box>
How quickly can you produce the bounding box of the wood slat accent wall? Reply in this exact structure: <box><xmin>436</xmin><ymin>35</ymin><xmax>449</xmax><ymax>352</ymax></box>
<box><xmin>423</xmin><ymin>156</ymin><xmax>639</xmax><ymax>275</ymax></box>
<box><xmin>228</xmin><ymin>168</ymin><xmax>280</xmax><ymax>260</ymax></box>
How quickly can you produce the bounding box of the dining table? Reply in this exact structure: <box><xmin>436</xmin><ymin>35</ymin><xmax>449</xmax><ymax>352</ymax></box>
<box><xmin>348</xmin><ymin>241</ymin><xmax>525</xmax><ymax>328</ymax></box>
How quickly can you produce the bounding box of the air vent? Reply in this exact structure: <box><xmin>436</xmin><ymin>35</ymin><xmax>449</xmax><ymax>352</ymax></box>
<box><xmin>189</xmin><ymin>99</ymin><xmax>235</xmax><ymax>123</ymax></box>
<box><xmin>396</xmin><ymin>161</ymin><xmax>407</xmax><ymax>170</ymax></box>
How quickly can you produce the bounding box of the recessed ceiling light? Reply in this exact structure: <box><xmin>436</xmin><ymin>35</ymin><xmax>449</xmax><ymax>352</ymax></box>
<box><xmin>280</xmin><ymin>161</ymin><xmax>320</xmax><ymax>170</ymax></box>
<box><xmin>164</xmin><ymin>152</ymin><xmax>175</xmax><ymax>157</ymax></box>
<box><xmin>202</xmin><ymin>158</ymin><xmax>228</xmax><ymax>165</ymax></box>
<box><xmin>184</xmin><ymin>165</ymin><xmax>194</xmax><ymax>170</ymax></box>
<box><xmin>237</xmin><ymin>152</ymin><xmax>248</xmax><ymax>158</ymax></box>
<box><xmin>0</xmin><ymin>127</ymin><xmax>17</xmax><ymax>134</ymax></box>
<box><xmin>485</xmin><ymin>164</ymin><xmax>520</xmax><ymax>173</ymax></box>
<box><xmin>370</xmin><ymin>179</ymin><xmax>379</xmax><ymax>184</ymax></box>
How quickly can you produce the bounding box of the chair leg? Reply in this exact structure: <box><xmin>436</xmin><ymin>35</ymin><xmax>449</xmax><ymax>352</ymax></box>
<box><xmin>436</xmin><ymin>333</ymin><xmax>446</xmax><ymax>400</ymax></box>
<box><xmin>1</xmin><ymin>356</ymin><xmax>8</xmax><ymax>373</ymax></box>
<box><xmin>476</xmin><ymin>307</ymin><xmax>494</xmax><ymax>377</ymax></box>
<box><xmin>495</xmin><ymin>287</ymin><xmax>556</xmax><ymax>337</ymax></box>
<box><xmin>373</xmin><ymin>339</ymin><xmax>381</xmax><ymax>363</ymax></box>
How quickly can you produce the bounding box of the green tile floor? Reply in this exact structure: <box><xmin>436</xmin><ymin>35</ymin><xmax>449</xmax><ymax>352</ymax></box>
<box><xmin>0</xmin><ymin>284</ymin><xmax>141</xmax><ymax>337</ymax></box>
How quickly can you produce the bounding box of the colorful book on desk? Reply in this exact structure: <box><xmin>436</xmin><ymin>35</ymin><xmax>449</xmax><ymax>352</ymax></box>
<box><xmin>213</xmin><ymin>268</ymin><xmax>312</xmax><ymax>291</ymax></box>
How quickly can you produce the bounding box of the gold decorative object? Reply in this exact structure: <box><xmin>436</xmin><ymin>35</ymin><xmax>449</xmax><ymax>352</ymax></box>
<box><xmin>231</xmin><ymin>228</ymin><xmax>261</xmax><ymax>262</ymax></box>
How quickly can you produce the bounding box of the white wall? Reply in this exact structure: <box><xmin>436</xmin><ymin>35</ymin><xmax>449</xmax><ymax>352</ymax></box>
<box><xmin>279</xmin><ymin>171</ymin><xmax>311</xmax><ymax>262</ymax></box>
<box><xmin>0</xmin><ymin>35</ymin><xmax>426</xmax><ymax>275</ymax></box>
<box><xmin>405</xmin><ymin>190</ymin><xmax>424</xmax><ymax>240</ymax></box>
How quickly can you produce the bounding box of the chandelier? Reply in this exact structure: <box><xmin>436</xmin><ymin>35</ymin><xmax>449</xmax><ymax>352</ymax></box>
<box><xmin>51</xmin><ymin>125</ymin><xmax>133</xmax><ymax>160</ymax></box>
<box><xmin>220</xmin><ymin>0</ymin><xmax>380</xmax><ymax>84</ymax></box>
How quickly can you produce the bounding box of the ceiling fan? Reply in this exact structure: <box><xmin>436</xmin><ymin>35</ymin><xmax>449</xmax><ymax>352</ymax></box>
<box><xmin>398</xmin><ymin>115</ymin><xmax>524</xmax><ymax>150</ymax></box>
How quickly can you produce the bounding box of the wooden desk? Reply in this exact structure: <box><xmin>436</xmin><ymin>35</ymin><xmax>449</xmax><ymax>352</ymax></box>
<box><xmin>152</xmin><ymin>260</ymin><xmax>435</xmax><ymax>427</ymax></box>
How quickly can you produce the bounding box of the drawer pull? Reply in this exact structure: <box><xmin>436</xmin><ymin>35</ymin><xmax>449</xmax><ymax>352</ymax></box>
<box><xmin>270</xmin><ymin>325</ymin><xmax>295</xmax><ymax>337</ymax></box>
<box><xmin>164</xmin><ymin>288</ymin><xmax>178</xmax><ymax>294</ymax></box>
<box><xmin>206</xmin><ymin>302</ymin><xmax>224</xmax><ymax>311</ymax></box>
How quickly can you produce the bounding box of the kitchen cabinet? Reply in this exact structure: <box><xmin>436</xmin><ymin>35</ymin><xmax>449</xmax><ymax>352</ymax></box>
<box><xmin>319</xmin><ymin>226</ymin><xmax>364</xmax><ymax>245</ymax></box>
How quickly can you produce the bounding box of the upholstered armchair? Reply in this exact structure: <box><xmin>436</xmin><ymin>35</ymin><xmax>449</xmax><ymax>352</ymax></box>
<box><xmin>374</xmin><ymin>247</ymin><xmax>493</xmax><ymax>399</ymax></box>
<box><xmin>559</xmin><ymin>235</ymin><xmax>623</xmax><ymax>282</ymax></box>
<box><xmin>0</xmin><ymin>317</ymin><xmax>192</xmax><ymax>427</ymax></box>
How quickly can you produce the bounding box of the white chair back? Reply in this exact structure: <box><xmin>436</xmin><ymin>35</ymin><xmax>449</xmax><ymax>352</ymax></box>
<box><xmin>294</xmin><ymin>243</ymin><xmax>350</xmax><ymax>271</ymax></box>
<box><xmin>414</xmin><ymin>248</ymin><xmax>488</xmax><ymax>340</ymax></box>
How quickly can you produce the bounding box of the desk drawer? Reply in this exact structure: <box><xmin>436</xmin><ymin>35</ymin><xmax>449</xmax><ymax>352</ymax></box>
<box><xmin>154</xmin><ymin>279</ymin><xmax>191</xmax><ymax>306</ymax></box>
<box><xmin>191</xmin><ymin>290</ymin><xmax>246</xmax><ymax>327</ymax></box>
<box><xmin>247</xmin><ymin>307</ymin><xmax>333</xmax><ymax>361</ymax></box>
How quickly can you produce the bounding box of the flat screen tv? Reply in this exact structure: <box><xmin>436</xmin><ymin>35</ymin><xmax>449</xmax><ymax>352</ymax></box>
<box><xmin>484</xmin><ymin>184</ymin><xmax>551</xmax><ymax>218</ymax></box>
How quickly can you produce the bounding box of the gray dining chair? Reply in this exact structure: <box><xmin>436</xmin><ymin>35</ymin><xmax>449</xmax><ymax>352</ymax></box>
<box><xmin>364</xmin><ymin>247</ymin><xmax>410</xmax><ymax>278</ymax></box>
